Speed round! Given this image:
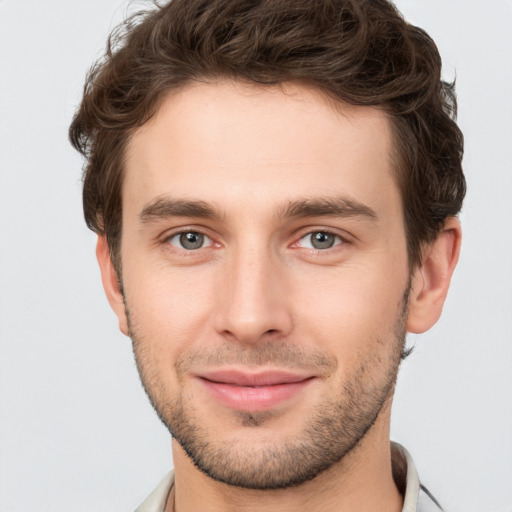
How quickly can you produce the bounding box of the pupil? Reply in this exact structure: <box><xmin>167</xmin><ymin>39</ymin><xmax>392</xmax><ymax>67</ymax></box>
<box><xmin>180</xmin><ymin>232</ymin><xmax>203</xmax><ymax>249</ymax></box>
<box><xmin>312</xmin><ymin>232</ymin><xmax>334</xmax><ymax>249</ymax></box>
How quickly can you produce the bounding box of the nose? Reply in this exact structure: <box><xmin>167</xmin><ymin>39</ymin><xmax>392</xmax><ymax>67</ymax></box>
<box><xmin>213</xmin><ymin>245</ymin><xmax>293</xmax><ymax>344</ymax></box>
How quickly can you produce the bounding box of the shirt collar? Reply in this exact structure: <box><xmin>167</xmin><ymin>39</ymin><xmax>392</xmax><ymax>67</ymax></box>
<box><xmin>393</xmin><ymin>442</ymin><xmax>421</xmax><ymax>512</ymax></box>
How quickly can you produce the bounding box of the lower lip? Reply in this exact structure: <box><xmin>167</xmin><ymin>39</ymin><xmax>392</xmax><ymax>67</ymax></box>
<box><xmin>199</xmin><ymin>378</ymin><xmax>313</xmax><ymax>411</ymax></box>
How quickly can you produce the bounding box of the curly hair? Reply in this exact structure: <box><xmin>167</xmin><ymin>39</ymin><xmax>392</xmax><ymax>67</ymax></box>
<box><xmin>69</xmin><ymin>0</ymin><xmax>465</xmax><ymax>271</ymax></box>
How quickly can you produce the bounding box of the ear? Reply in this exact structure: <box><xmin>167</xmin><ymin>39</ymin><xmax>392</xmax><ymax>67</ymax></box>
<box><xmin>96</xmin><ymin>235</ymin><xmax>130</xmax><ymax>336</ymax></box>
<box><xmin>407</xmin><ymin>217</ymin><xmax>462</xmax><ymax>334</ymax></box>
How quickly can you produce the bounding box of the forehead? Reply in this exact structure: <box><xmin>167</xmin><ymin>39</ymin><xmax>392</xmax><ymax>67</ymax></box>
<box><xmin>123</xmin><ymin>80</ymin><xmax>398</xmax><ymax>218</ymax></box>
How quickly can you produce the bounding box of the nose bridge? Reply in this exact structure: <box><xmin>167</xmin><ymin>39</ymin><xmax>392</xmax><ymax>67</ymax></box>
<box><xmin>214</xmin><ymin>237</ymin><xmax>292</xmax><ymax>343</ymax></box>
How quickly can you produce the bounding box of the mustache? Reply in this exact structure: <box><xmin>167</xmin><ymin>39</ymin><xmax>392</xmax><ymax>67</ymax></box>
<box><xmin>174</xmin><ymin>341</ymin><xmax>338</xmax><ymax>375</ymax></box>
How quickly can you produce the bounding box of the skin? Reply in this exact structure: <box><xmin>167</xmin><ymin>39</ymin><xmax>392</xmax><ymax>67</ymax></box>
<box><xmin>97</xmin><ymin>80</ymin><xmax>461</xmax><ymax>512</ymax></box>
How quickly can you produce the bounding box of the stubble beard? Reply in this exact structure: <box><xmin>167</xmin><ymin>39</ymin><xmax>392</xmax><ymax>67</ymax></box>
<box><xmin>128</xmin><ymin>285</ymin><xmax>410</xmax><ymax>490</ymax></box>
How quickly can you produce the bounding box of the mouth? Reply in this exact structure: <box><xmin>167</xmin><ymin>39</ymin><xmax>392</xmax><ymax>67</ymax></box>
<box><xmin>196</xmin><ymin>369</ymin><xmax>316</xmax><ymax>412</ymax></box>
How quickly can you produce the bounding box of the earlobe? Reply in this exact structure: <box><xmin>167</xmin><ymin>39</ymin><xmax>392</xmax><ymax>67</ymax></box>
<box><xmin>96</xmin><ymin>236</ymin><xmax>130</xmax><ymax>336</ymax></box>
<box><xmin>406</xmin><ymin>218</ymin><xmax>462</xmax><ymax>334</ymax></box>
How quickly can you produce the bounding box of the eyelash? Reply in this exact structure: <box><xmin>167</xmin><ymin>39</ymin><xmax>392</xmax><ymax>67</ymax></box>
<box><xmin>164</xmin><ymin>230</ymin><xmax>215</xmax><ymax>251</ymax></box>
<box><xmin>294</xmin><ymin>229</ymin><xmax>346</xmax><ymax>252</ymax></box>
<box><xmin>162</xmin><ymin>227</ymin><xmax>348</xmax><ymax>255</ymax></box>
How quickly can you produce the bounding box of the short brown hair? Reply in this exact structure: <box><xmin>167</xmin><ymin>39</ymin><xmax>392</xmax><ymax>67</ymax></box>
<box><xmin>70</xmin><ymin>0</ymin><xmax>465</xmax><ymax>270</ymax></box>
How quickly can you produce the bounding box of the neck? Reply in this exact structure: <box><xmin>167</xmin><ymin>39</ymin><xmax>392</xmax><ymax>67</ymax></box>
<box><xmin>167</xmin><ymin>404</ymin><xmax>403</xmax><ymax>512</ymax></box>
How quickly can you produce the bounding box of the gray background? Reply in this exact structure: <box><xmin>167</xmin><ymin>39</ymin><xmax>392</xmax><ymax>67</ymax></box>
<box><xmin>0</xmin><ymin>1</ymin><xmax>511</xmax><ymax>511</ymax></box>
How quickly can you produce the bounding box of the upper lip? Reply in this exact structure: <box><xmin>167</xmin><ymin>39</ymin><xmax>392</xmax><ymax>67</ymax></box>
<box><xmin>198</xmin><ymin>369</ymin><xmax>314</xmax><ymax>387</ymax></box>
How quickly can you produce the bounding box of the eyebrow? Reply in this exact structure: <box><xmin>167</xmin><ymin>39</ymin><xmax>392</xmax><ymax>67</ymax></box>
<box><xmin>139</xmin><ymin>198</ymin><xmax>223</xmax><ymax>224</ymax></box>
<box><xmin>139</xmin><ymin>195</ymin><xmax>378</xmax><ymax>225</ymax></box>
<box><xmin>279</xmin><ymin>196</ymin><xmax>378</xmax><ymax>222</ymax></box>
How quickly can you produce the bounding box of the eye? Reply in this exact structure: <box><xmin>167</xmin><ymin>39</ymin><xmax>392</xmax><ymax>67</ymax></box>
<box><xmin>298</xmin><ymin>231</ymin><xmax>343</xmax><ymax>250</ymax></box>
<box><xmin>167</xmin><ymin>231</ymin><xmax>213</xmax><ymax>250</ymax></box>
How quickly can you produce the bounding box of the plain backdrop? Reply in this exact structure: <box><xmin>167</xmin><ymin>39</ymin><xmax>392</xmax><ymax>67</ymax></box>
<box><xmin>0</xmin><ymin>1</ymin><xmax>511</xmax><ymax>511</ymax></box>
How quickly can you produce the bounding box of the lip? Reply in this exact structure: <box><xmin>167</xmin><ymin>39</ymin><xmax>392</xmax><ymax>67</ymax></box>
<box><xmin>196</xmin><ymin>369</ymin><xmax>315</xmax><ymax>412</ymax></box>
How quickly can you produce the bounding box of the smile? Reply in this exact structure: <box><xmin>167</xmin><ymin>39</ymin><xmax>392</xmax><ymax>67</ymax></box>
<box><xmin>197</xmin><ymin>370</ymin><xmax>316</xmax><ymax>411</ymax></box>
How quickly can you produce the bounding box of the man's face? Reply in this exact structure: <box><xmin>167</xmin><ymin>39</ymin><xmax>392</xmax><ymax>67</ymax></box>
<box><xmin>117</xmin><ymin>81</ymin><xmax>412</xmax><ymax>488</ymax></box>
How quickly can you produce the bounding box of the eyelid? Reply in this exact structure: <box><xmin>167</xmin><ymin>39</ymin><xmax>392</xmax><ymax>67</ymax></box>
<box><xmin>288</xmin><ymin>226</ymin><xmax>355</xmax><ymax>256</ymax></box>
<box><xmin>168</xmin><ymin>232</ymin><xmax>213</xmax><ymax>249</ymax></box>
<box><xmin>298</xmin><ymin>230</ymin><xmax>342</xmax><ymax>247</ymax></box>
<box><xmin>161</xmin><ymin>226</ymin><xmax>219</xmax><ymax>251</ymax></box>
<box><xmin>159</xmin><ymin>225</ymin><xmax>351</xmax><ymax>253</ymax></box>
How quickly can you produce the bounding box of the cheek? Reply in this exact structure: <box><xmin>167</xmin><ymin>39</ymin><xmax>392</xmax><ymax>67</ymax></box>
<box><xmin>123</xmin><ymin>264</ymin><xmax>217</xmax><ymax>358</ymax></box>
<box><xmin>291</xmin><ymin>263</ymin><xmax>407</xmax><ymax>357</ymax></box>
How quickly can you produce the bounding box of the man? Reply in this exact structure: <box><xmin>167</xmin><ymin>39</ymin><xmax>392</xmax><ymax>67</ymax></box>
<box><xmin>70</xmin><ymin>0</ymin><xmax>465</xmax><ymax>510</ymax></box>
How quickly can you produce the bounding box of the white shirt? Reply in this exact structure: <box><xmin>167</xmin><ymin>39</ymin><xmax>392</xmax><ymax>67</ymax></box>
<box><xmin>134</xmin><ymin>443</ymin><xmax>442</xmax><ymax>512</ymax></box>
